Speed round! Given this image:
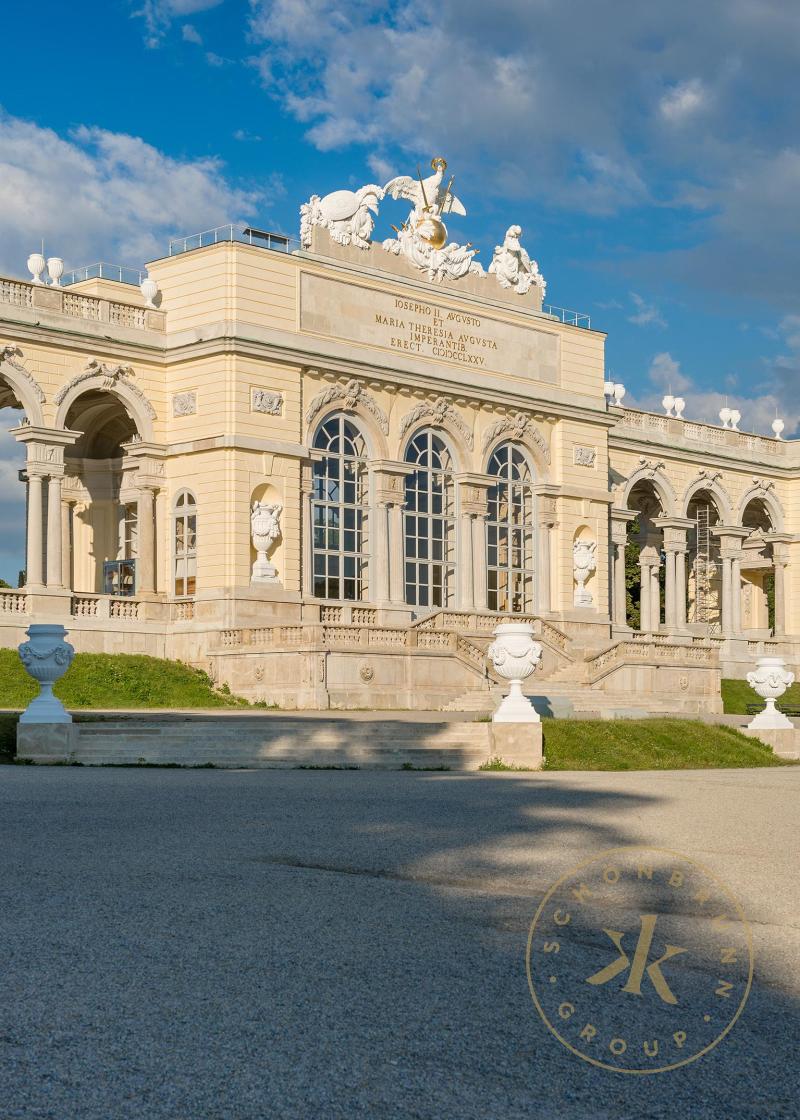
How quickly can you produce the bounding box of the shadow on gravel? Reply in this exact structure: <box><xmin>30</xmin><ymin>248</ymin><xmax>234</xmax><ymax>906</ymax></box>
<box><xmin>0</xmin><ymin>766</ymin><xmax>795</xmax><ymax>1120</ymax></box>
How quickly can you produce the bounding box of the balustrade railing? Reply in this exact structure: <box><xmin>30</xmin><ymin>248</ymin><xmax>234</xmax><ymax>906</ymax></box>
<box><xmin>618</xmin><ymin>409</ymin><xmax>783</xmax><ymax>456</ymax></box>
<box><xmin>0</xmin><ymin>274</ymin><xmax>163</xmax><ymax>331</ymax></box>
<box><xmin>0</xmin><ymin>590</ymin><xmax>29</xmax><ymax>614</ymax></box>
<box><xmin>71</xmin><ymin>594</ymin><xmax>142</xmax><ymax>620</ymax></box>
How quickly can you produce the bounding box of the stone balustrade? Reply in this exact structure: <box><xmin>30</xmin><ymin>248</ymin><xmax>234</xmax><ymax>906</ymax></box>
<box><xmin>0</xmin><ymin>274</ymin><xmax>165</xmax><ymax>332</ymax></box>
<box><xmin>617</xmin><ymin>408</ymin><xmax>784</xmax><ymax>461</ymax></box>
<box><xmin>71</xmin><ymin>594</ymin><xmax>142</xmax><ymax>620</ymax></box>
<box><xmin>584</xmin><ymin>638</ymin><xmax>718</xmax><ymax>684</ymax></box>
<box><xmin>0</xmin><ymin>590</ymin><xmax>29</xmax><ymax>614</ymax></box>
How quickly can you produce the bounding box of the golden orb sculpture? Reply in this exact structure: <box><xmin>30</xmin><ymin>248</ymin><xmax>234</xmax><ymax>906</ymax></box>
<box><xmin>415</xmin><ymin>210</ymin><xmax>448</xmax><ymax>250</ymax></box>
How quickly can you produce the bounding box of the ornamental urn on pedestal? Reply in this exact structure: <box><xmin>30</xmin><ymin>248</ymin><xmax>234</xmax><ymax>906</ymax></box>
<box><xmin>27</xmin><ymin>252</ymin><xmax>46</xmax><ymax>285</ymax></box>
<box><xmin>18</xmin><ymin>624</ymin><xmax>75</xmax><ymax>724</ymax></box>
<box><xmin>746</xmin><ymin>656</ymin><xmax>795</xmax><ymax>729</ymax></box>
<box><xmin>250</xmin><ymin>501</ymin><xmax>282</xmax><ymax>583</ymax></box>
<box><xmin>486</xmin><ymin>622</ymin><xmax>542</xmax><ymax>722</ymax></box>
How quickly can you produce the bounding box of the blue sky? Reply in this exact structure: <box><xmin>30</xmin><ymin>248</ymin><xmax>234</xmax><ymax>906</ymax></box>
<box><xmin>1</xmin><ymin>0</ymin><xmax>799</xmax><ymax>580</ymax></box>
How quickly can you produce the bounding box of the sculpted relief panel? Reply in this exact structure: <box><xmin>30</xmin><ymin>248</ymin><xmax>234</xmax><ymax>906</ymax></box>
<box><xmin>300</xmin><ymin>274</ymin><xmax>559</xmax><ymax>384</ymax></box>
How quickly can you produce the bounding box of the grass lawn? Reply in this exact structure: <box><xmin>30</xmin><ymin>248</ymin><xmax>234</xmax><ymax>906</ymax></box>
<box><xmin>0</xmin><ymin>649</ymin><xmax>246</xmax><ymax>712</ymax></box>
<box><xmin>721</xmin><ymin>677</ymin><xmax>800</xmax><ymax>715</ymax></box>
<box><xmin>541</xmin><ymin>718</ymin><xmax>796</xmax><ymax>770</ymax></box>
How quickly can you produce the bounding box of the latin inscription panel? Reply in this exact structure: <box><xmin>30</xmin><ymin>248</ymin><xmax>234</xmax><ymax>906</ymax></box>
<box><xmin>300</xmin><ymin>273</ymin><xmax>559</xmax><ymax>383</ymax></box>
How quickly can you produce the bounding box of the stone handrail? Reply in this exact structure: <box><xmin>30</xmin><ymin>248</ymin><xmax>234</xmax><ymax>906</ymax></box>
<box><xmin>0</xmin><ymin>274</ymin><xmax>165</xmax><ymax>332</ymax></box>
<box><xmin>71</xmin><ymin>594</ymin><xmax>142</xmax><ymax>620</ymax></box>
<box><xmin>171</xmin><ymin>600</ymin><xmax>195</xmax><ymax>621</ymax></box>
<box><xmin>617</xmin><ymin>408</ymin><xmax>783</xmax><ymax>458</ymax></box>
<box><xmin>583</xmin><ymin>639</ymin><xmax>718</xmax><ymax>684</ymax></box>
<box><xmin>0</xmin><ymin>589</ymin><xmax>29</xmax><ymax>614</ymax></box>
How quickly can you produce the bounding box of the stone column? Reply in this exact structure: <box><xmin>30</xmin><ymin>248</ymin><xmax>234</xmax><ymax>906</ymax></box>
<box><xmin>650</xmin><ymin>563</ymin><xmax>661</xmax><ymax>630</ymax></box>
<box><xmin>536</xmin><ymin>492</ymin><xmax>559</xmax><ymax>616</ymax></box>
<box><xmin>137</xmin><ymin>487</ymin><xmax>156</xmax><ymax>597</ymax></box>
<box><xmin>61</xmin><ymin>501</ymin><xmax>72</xmax><ymax>591</ymax></box>
<box><xmin>459</xmin><ymin>512</ymin><xmax>475</xmax><ymax>610</ymax></box>
<box><xmin>373</xmin><ymin>502</ymin><xmax>391</xmax><ymax>603</ymax></box>
<box><xmin>610</xmin><ymin>510</ymin><xmax>636</xmax><ymax>629</ymax></box>
<box><xmin>663</xmin><ymin>549</ymin><xmax>676</xmax><ymax>627</ymax></box>
<box><xmin>472</xmin><ymin>514</ymin><xmax>488</xmax><ymax>611</ymax></box>
<box><xmin>720</xmin><ymin>554</ymin><xmax>733</xmax><ymax>636</ymax></box>
<box><xmin>732</xmin><ymin>555</ymin><xmax>743</xmax><ymax>636</ymax></box>
<box><xmin>638</xmin><ymin>555</ymin><xmax>651</xmax><ymax>632</ymax></box>
<box><xmin>26</xmin><ymin>472</ymin><xmax>45</xmax><ymax>589</ymax></box>
<box><xmin>301</xmin><ymin>465</ymin><xmax>315</xmax><ymax>599</ymax></box>
<box><xmin>46</xmin><ymin>475</ymin><xmax>63</xmax><ymax>589</ymax></box>
<box><xmin>653</xmin><ymin>519</ymin><xmax>692</xmax><ymax>634</ymax></box>
<box><xmin>456</xmin><ymin>475</ymin><xmax>492</xmax><ymax>614</ymax></box>
<box><xmin>389</xmin><ymin>503</ymin><xmax>405</xmax><ymax>604</ymax></box>
<box><xmin>712</xmin><ymin>528</ymin><xmax>750</xmax><ymax>638</ymax></box>
<box><xmin>538</xmin><ymin>518</ymin><xmax>554</xmax><ymax>615</ymax></box>
<box><xmin>774</xmin><ymin>558</ymin><xmax>787</xmax><ymax>637</ymax></box>
<box><xmin>675</xmin><ymin>547</ymin><xmax>687</xmax><ymax>628</ymax></box>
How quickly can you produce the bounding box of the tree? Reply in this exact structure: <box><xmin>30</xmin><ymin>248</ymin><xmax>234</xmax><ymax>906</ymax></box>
<box><xmin>624</xmin><ymin>516</ymin><xmax>641</xmax><ymax>630</ymax></box>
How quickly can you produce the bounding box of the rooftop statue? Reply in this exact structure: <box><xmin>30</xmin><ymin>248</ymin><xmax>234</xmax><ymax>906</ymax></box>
<box><xmin>488</xmin><ymin>225</ymin><xmax>546</xmax><ymax>298</ymax></box>
<box><xmin>300</xmin><ymin>183</ymin><xmax>384</xmax><ymax>250</ymax></box>
<box><xmin>381</xmin><ymin>157</ymin><xmax>483</xmax><ymax>283</ymax></box>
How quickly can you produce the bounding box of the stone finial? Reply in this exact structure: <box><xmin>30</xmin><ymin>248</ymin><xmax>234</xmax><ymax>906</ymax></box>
<box><xmin>27</xmin><ymin>252</ymin><xmax>46</xmax><ymax>285</ymax></box>
<box><xmin>613</xmin><ymin>383</ymin><xmax>626</xmax><ymax>406</ymax></box>
<box><xmin>46</xmin><ymin>257</ymin><xmax>64</xmax><ymax>287</ymax></box>
<box><xmin>772</xmin><ymin>417</ymin><xmax>785</xmax><ymax>440</ymax></box>
<box><xmin>673</xmin><ymin>396</ymin><xmax>685</xmax><ymax>419</ymax></box>
<box><xmin>140</xmin><ymin>276</ymin><xmax>159</xmax><ymax>308</ymax></box>
<box><xmin>662</xmin><ymin>394</ymin><xmax>675</xmax><ymax>417</ymax></box>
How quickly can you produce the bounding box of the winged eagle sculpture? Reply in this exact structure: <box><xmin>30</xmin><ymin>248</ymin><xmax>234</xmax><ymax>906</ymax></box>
<box><xmin>383</xmin><ymin>157</ymin><xmax>467</xmax><ymax>225</ymax></box>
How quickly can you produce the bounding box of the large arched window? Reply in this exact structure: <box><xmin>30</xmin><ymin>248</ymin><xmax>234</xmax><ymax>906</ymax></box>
<box><xmin>312</xmin><ymin>415</ymin><xmax>368</xmax><ymax>600</ymax></box>
<box><xmin>404</xmin><ymin>429</ymin><xmax>456</xmax><ymax>608</ymax></box>
<box><xmin>173</xmin><ymin>490</ymin><xmax>197</xmax><ymax>597</ymax></box>
<box><xmin>486</xmin><ymin>442</ymin><xmax>536</xmax><ymax>612</ymax></box>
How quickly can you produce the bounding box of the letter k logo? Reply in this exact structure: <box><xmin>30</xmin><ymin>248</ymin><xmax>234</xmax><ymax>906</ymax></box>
<box><xmin>586</xmin><ymin>914</ymin><xmax>687</xmax><ymax>1005</ymax></box>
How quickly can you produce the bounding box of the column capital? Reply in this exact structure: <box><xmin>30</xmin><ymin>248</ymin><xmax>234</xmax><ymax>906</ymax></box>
<box><xmin>372</xmin><ymin>459</ymin><xmax>413</xmax><ymax>507</ymax></box>
<box><xmin>456</xmin><ymin>473</ymin><xmax>492</xmax><ymax>517</ymax></box>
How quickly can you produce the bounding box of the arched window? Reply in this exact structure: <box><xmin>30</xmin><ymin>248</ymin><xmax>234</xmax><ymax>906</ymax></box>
<box><xmin>173</xmin><ymin>490</ymin><xmax>197</xmax><ymax>597</ymax></box>
<box><xmin>404</xmin><ymin>430</ymin><xmax>456</xmax><ymax>607</ymax></box>
<box><xmin>486</xmin><ymin>443</ymin><xmax>535</xmax><ymax>612</ymax></box>
<box><xmin>312</xmin><ymin>415</ymin><xmax>368</xmax><ymax>600</ymax></box>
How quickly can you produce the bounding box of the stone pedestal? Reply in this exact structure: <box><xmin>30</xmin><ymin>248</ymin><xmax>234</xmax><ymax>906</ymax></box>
<box><xmin>17</xmin><ymin>722</ymin><xmax>77</xmax><ymax>763</ymax></box>
<box><xmin>741</xmin><ymin>726</ymin><xmax>800</xmax><ymax>759</ymax></box>
<box><xmin>489</xmin><ymin>723</ymin><xmax>543</xmax><ymax>769</ymax></box>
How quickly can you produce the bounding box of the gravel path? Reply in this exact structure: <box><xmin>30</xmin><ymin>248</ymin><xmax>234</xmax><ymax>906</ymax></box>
<box><xmin>1</xmin><ymin>766</ymin><xmax>798</xmax><ymax>1119</ymax></box>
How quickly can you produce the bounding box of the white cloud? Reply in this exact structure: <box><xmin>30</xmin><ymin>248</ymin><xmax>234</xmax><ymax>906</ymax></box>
<box><xmin>629</xmin><ymin>292</ymin><xmax>666</xmax><ymax>328</ymax></box>
<box><xmin>0</xmin><ymin>111</ymin><xmax>261</xmax><ymax>274</ymax></box>
<box><xmin>660</xmin><ymin>79</ymin><xmax>707</xmax><ymax>122</ymax></box>
<box><xmin>629</xmin><ymin>333</ymin><xmax>800</xmax><ymax>437</ymax></box>
<box><xmin>182</xmin><ymin>23</ymin><xmax>203</xmax><ymax>44</ymax></box>
<box><xmin>248</xmin><ymin>0</ymin><xmax>800</xmax><ymax>305</ymax></box>
<box><xmin>648</xmin><ymin>352</ymin><xmax>691</xmax><ymax>392</ymax></box>
<box><xmin>134</xmin><ymin>0</ymin><xmax>224</xmax><ymax>46</ymax></box>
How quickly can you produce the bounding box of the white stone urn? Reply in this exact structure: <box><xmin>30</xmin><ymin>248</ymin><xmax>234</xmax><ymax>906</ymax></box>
<box><xmin>46</xmin><ymin>257</ymin><xmax>64</xmax><ymax>287</ymax></box>
<box><xmin>573</xmin><ymin>539</ymin><xmax>597</xmax><ymax>607</ymax></box>
<box><xmin>486</xmin><ymin>622</ymin><xmax>543</xmax><ymax>723</ymax></box>
<box><xmin>27</xmin><ymin>252</ymin><xmax>46</xmax><ymax>285</ymax></box>
<box><xmin>18</xmin><ymin>624</ymin><xmax>75</xmax><ymax>724</ymax></box>
<box><xmin>140</xmin><ymin>276</ymin><xmax>158</xmax><ymax>308</ymax></box>
<box><xmin>746</xmin><ymin>656</ymin><xmax>795</xmax><ymax>729</ymax></box>
<box><xmin>251</xmin><ymin>501</ymin><xmax>282</xmax><ymax>583</ymax></box>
